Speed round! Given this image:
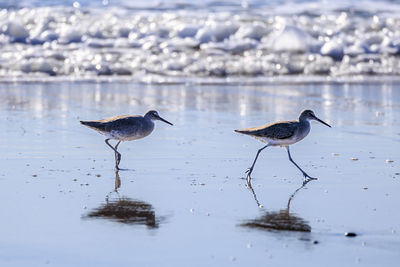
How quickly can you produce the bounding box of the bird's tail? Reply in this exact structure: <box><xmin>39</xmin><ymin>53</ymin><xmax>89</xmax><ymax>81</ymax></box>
<box><xmin>80</xmin><ymin>120</ymin><xmax>106</xmax><ymax>131</ymax></box>
<box><xmin>80</xmin><ymin>120</ymin><xmax>96</xmax><ymax>127</ymax></box>
<box><xmin>234</xmin><ymin>129</ymin><xmax>251</xmax><ymax>135</ymax></box>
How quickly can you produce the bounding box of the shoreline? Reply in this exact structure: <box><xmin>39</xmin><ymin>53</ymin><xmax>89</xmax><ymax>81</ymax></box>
<box><xmin>2</xmin><ymin>74</ymin><xmax>400</xmax><ymax>85</ymax></box>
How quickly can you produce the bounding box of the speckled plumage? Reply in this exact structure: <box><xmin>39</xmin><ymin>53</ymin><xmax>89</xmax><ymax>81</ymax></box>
<box><xmin>235</xmin><ymin>118</ymin><xmax>313</xmax><ymax>146</ymax></box>
<box><xmin>81</xmin><ymin>115</ymin><xmax>155</xmax><ymax>141</ymax></box>
<box><xmin>235</xmin><ymin>120</ymin><xmax>297</xmax><ymax>140</ymax></box>
<box><xmin>235</xmin><ymin>109</ymin><xmax>331</xmax><ymax>181</ymax></box>
<box><xmin>81</xmin><ymin>110</ymin><xmax>173</xmax><ymax>170</ymax></box>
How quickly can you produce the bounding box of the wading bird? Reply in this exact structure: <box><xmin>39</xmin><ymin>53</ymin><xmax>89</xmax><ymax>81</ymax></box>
<box><xmin>235</xmin><ymin>109</ymin><xmax>331</xmax><ymax>182</ymax></box>
<box><xmin>81</xmin><ymin>110</ymin><xmax>173</xmax><ymax>170</ymax></box>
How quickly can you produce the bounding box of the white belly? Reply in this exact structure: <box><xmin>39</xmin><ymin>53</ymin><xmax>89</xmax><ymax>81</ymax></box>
<box><xmin>260</xmin><ymin>137</ymin><xmax>299</xmax><ymax>146</ymax></box>
<box><xmin>106</xmin><ymin>129</ymin><xmax>152</xmax><ymax>141</ymax></box>
<box><xmin>257</xmin><ymin>130</ymin><xmax>309</xmax><ymax>146</ymax></box>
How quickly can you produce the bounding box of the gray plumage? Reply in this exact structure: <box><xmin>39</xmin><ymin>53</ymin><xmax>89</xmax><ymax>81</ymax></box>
<box><xmin>235</xmin><ymin>109</ymin><xmax>331</xmax><ymax>181</ymax></box>
<box><xmin>81</xmin><ymin>115</ymin><xmax>156</xmax><ymax>141</ymax></box>
<box><xmin>81</xmin><ymin>110</ymin><xmax>173</xmax><ymax>170</ymax></box>
<box><xmin>235</xmin><ymin>121</ymin><xmax>297</xmax><ymax>140</ymax></box>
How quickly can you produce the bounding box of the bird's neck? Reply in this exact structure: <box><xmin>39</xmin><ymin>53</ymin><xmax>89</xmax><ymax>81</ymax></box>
<box><xmin>144</xmin><ymin>114</ymin><xmax>155</xmax><ymax>122</ymax></box>
<box><xmin>298</xmin><ymin>118</ymin><xmax>311</xmax><ymax>138</ymax></box>
<box><xmin>144</xmin><ymin>117</ymin><xmax>154</xmax><ymax>124</ymax></box>
<box><xmin>299</xmin><ymin>117</ymin><xmax>310</xmax><ymax>126</ymax></box>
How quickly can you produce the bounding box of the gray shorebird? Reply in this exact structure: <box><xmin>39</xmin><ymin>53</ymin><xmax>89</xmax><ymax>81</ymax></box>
<box><xmin>80</xmin><ymin>110</ymin><xmax>173</xmax><ymax>170</ymax></box>
<box><xmin>235</xmin><ymin>109</ymin><xmax>331</xmax><ymax>182</ymax></box>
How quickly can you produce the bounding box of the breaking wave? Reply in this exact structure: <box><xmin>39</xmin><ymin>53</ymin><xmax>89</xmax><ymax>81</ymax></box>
<box><xmin>1</xmin><ymin>0</ymin><xmax>400</xmax><ymax>83</ymax></box>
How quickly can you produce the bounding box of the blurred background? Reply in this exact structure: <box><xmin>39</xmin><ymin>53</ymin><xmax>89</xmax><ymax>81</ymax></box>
<box><xmin>0</xmin><ymin>0</ymin><xmax>400</xmax><ymax>82</ymax></box>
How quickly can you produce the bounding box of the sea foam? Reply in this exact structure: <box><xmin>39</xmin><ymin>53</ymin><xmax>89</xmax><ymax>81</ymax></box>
<box><xmin>0</xmin><ymin>1</ymin><xmax>400</xmax><ymax>82</ymax></box>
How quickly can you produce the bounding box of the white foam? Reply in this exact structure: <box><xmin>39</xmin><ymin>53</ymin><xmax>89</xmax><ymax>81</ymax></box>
<box><xmin>270</xmin><ymin>25</ymin><xmax>311</xmax><ymax>53</ymax></box>
<box><xmin>321</xmin><ymin>40</ymin><xmax>344</xmax><ymax>60</ymax></box>
<box><xmin>0</xmin><ymin>2</ymin><xmax>400</xmax><ymax>80</ymax></box>
<box><xmin>58</xmin><ymin>26</ymin><xmax>83</xmax><ymax>44</ymax></box>
<box><xmin>6</xmin><ymin>21</ymin><xmax>29</xmax><ymax>41</ymax></box>
<box><xmin>20</xmin><ymin>58</ymin><xmax>59</xmax><ymax>75</ymax></box>
<box><xmin>234</xmin><ymin>22</ymin><xmax>269</xmax><ymax>41</ymax></box>
<box><xmin>175</xmin><ymin>24</ymin><xmax>200</xmax><ymax>38</ymax></box>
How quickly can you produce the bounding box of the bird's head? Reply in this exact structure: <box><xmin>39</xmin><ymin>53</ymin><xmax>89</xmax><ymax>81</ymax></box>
<box><xmin>145</xmin><ymin>110</ymin><xmax>173</xmax><ymax>126</ymax></box>
<box><xmin>299</xmin><ymin>109</ymin><xmax>331</xmax><ymax>128</ymax></box>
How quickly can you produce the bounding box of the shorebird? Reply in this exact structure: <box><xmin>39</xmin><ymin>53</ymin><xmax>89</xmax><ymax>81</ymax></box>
<box><xmin>81</xmin><ymin>110</ymin><xmax>173</xmax><ymax>170</ymax></box>
<box><xmin>235</xmin><ymin>109</ymin><xmax>331</xmax><ymax>182</ymax></box>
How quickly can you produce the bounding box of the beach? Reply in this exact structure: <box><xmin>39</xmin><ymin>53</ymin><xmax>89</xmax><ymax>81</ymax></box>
<box><xmin>1</xmin><ymin>0</ymin><xmax>400</xmax><ymax>265</ymax></box>
<box><xmin>0</xmin><ymin>81</ymin><xmax>399</xmax><ymax>266</ymax></box>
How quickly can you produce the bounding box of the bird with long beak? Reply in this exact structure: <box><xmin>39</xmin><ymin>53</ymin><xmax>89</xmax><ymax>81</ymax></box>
<box><xmin>235</xmin><ymin>109</ymin><xmax>331</xmax><ymax>182</ymax></box>
<box><xmin>81</xmin><ymin>110</ymin><xmax>173</xmax><ymax>170</ymax></box>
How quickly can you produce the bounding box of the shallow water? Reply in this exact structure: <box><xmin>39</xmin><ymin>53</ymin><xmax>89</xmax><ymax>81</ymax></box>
<box><xmin>0</xmin><ymin>81</ymin><xmax>399</xmax><ymax>266</ymax></box>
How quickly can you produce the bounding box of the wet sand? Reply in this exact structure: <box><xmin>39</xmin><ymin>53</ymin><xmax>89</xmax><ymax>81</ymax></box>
<box><xmin>0</xmin><ymin>81</ymin><xmax>399</xmax><ymax>266</ymax></box>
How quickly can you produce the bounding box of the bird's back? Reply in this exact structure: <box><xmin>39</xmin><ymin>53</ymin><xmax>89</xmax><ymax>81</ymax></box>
<box><xmin>81</xmin><ymin>115</ymin><xmax>134</xmax><ymax>131</ymax></box>
<box><xmin>235</xmin><ymin>120</ymin><xmax>298</xmax><ymax>140</ymax></box>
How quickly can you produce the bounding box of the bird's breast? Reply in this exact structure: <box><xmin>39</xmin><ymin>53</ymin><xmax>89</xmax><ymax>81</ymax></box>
<box><xmin>265</xmin><ymin>137</ymin><xmax>298</xmax><ymax>146</ymax></box>
<box><xmin>296</xmin><ymin>123</ymin><xmax>311</xmax><ymax>141</ymax></box>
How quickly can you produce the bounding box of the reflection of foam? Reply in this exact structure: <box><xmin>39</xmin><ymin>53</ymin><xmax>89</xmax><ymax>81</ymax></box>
<box><xmin>1</xmin><ymin>82</ymin><xmax>398</xmax><ymax>129</ymax></box>
<box><xmin>1</xmin><ymin>2</ymin><xmax>400</xmax><ymax>79</ymax></box>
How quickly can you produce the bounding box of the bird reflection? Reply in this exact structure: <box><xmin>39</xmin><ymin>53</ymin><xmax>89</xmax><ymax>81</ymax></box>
<box><xmin>241</xmin><ymin>179</ymin><xmax>313</xmax><ymax>232</ymax></box>
<box><xmin>85</xmin><ymin>171</ymin><xmax>162</xmax><ymax>229</ymax></box>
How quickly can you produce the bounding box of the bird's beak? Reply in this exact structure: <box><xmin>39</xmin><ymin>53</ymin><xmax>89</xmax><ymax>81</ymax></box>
<box><xmin>157</xmin><ymin>115</ymin><xmax>173</xmax><ymax>126</ymax></box>
<box><xmin>314</xmin><ymin>116</ymin><xmax>331</xmax><ymax>128</ymax></box>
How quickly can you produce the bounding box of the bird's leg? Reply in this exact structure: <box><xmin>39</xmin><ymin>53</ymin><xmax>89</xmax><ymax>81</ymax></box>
<box><xmin>246</xmin><ymin>144</ymin><xmax>269</xmax><ymax>182</ymax></box>
<box><xmin>105</xmin><ymin>139</ymin><xmax>122</xmax><ymax>170</ymax></box>
<box><xmin>285</xmin><ymin>146</ymin><xmax>317</xmax><ymax>181</ymax></box>
<box><xmin>114</xmin><ymin>141</ymin><xmax>122</xmax><ymax>167</ymax></box>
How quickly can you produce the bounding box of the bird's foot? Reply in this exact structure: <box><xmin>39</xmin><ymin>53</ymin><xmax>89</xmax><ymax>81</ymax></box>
<box><xmin>115</xmin><ymin>164</ymin><xmax>125</xmax><ymax>171</ymax></box>
<box><xmin>245</xmin><ymin>167</ymin><xmax>253</xmax><ymax>174</ymax></box>
<box><xmin>115</xmin><ymin>166</ymin><xmax>131</xmax><ymax>171</ymax></box>
<box><xmin>303</xmin><ymin>173</ymin><xmax>318</xmax><ymax>181</ymax></box>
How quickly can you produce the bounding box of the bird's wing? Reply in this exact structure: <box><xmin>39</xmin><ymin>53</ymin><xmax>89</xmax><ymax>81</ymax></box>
<box><xmin>99</xmin><ymin>115</ymin><xmax>140</xmax><ymax>123</ymax></box>
<box><xmin>81</xmin><ymin>115</ymin><xmax>142</xmax><ymax>133</ymax></box>
<box><xmin>235</xmin><ymin>121</ymin><xmax>297</xmax><ymax>140</ymax></box>
<box><xmin>103</xmin><ymin>116</ymin><xmax>143</xmax><ymax>132</ymax></box>
<box><xmin>80</xmin><ymin>120</ymin><xmax>107</xmax><ymax>132</ymax></box>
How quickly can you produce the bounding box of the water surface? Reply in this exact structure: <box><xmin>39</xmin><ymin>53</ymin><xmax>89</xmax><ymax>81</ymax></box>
<box><xmin>0</xmin><ymin>81</ymin><xmax>399</xmax><ymax>266</ymax></box>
